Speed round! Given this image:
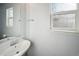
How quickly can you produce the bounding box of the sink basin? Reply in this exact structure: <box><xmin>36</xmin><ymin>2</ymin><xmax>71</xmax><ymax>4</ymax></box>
<box><xmin>0</xmin><ymin>39</ymin><xmax>31</xmax><ymax>56</ymax></box>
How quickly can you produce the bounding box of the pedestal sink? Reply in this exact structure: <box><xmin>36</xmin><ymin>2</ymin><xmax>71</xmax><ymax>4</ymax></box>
<box><xmin>0</xmin><ymin>38</ymin><xmax>31</xmax><ymax>56</ymax></box>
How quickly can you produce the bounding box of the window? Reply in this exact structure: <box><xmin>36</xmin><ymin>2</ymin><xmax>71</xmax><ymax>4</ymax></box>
<box><xmin>51</xmin><ymin>3</ymin><xmax>77</xmax><ymax>32</ymax></box>
<box><xmin>6</xmin><ymin>7</ymin><xmax>13</xmax><ymax>27</ymax></box>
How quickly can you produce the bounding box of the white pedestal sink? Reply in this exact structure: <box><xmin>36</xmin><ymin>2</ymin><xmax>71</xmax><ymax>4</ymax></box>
<box><xmin>0</xmin><ymin>38</ymin><xmax>31</xmax><ymax>56</ymax></box>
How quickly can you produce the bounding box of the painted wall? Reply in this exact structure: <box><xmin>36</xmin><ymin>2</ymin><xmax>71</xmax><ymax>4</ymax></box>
<box><xmin>27</xmin><ymin>3</ymin><xmax>79</xmax><ymax>56</ymax></box>
<box><xmin>0</xmin><ymin>4</ymin><xmax>6</xmax><ymax>39</ymax></box>
<box><xmin>1</xmin><ymin>3</ymin><xmax>26</xmax><ymax>37</ymax></box>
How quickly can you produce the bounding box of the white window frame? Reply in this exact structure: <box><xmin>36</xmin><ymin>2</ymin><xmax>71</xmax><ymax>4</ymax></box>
<box><xmin>50</xmin><ymin>3</ymin><xmax>78</xmax><ymax>32</ymax></box>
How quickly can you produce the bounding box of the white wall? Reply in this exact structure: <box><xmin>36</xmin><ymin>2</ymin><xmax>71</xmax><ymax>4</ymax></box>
<box><xmin>27</xmin><ymin>3</ymin><xmax>79</xmax><ymax>56</ymax></box>
<box><xmin>0</xmin><ymin>4</ymin><xmax>3</xmax><ymax>34</ymax></box>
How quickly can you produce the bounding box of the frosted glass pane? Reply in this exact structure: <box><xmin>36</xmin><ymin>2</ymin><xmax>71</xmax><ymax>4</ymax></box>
<box><xmin>9</xmin><ymin>19</ymin><xmax>13</xmax><ymax>27</ymax></box>
<box><xmin>53</xmin><ymin>14</ymin><xmax>75</xmax><ymax>28</ymax></box>
<box><xmin>6</xmin><ymin>7</ymin><xmax>13</xmax><ymax>27</ymax></box>
<box><xmin>52</xmin><ymin>3</ymin><xmax>77</xmax><ymax>12</ymax></box>
<box><xmin>8</xmin><ymin>8</ymin><xmax>13</xmax><ymax>17</ymax></box>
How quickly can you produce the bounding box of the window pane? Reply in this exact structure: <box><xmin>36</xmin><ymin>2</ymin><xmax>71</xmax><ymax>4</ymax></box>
<box><xmin>52</xmin><ymin>3</ymin><xmax>77</xmax><ymax>12</ymax></box>
<box><xmin>53</xmin><ymin>14</ymin><xmax>75</xmax><ymax>29</ymax></box>
<box><xmin>9</xmin><ymin>19</ymin><xmax>13</xmax><ymax>27</ymax></box>
<box><xmin>9</xmin><ymin>8</ymin><xmax>13</xmax><ymax>17</ymax></box>
<box><xmin>6</xmin><ymin>7</ymin><xmax>13</xmax><ymax>27</ymax></box>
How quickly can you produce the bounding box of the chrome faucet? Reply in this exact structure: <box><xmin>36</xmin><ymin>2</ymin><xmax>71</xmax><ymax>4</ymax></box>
<box><xmin>10</xmin><ymin>40</ymin><xmax>17</xmax><ymax>46</ymax></box>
